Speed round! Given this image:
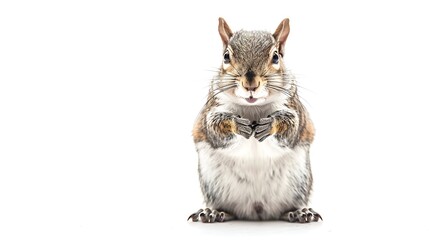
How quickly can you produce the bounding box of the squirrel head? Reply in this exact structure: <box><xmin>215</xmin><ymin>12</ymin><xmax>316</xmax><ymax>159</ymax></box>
<box><xmin>215</xmin><ymin>18</ymin><xmax>293</xmax><ymax>106</ymax></box>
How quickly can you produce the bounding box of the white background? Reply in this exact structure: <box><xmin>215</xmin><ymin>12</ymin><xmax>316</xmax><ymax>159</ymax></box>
<box><xmin>1</xmin><ymin>0</ymin><xmax>429</xmax><ymax>239</ymax></box>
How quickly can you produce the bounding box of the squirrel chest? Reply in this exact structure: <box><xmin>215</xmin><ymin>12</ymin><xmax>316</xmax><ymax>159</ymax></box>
<box><xmin>195</xmin><ymin>104</ymin><xmax>311</xmax><ymax>220</ymax></box>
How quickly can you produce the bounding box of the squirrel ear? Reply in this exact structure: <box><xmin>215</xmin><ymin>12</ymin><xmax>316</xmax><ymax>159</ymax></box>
<box><xmin>273</xmin><ymin>18</ymin><xmax>290</xmax><ymax>55</ymax></box>
<box><xmin>218</xmin><ymin>17</ymin><xmax>233</xmax><ymax>46</ymax></box>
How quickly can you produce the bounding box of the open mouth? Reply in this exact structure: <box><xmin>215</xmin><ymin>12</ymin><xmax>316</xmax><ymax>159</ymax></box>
<box><xmin>245</xmin><ymin>96</ymin><xmax>257</xmax><ymax>103</ymax></box>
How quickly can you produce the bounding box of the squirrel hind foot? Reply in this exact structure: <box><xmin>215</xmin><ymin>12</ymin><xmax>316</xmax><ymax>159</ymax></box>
<box><xmin>187</xmin><ymin>208</ymin><xmax>235</xmax><ymax>223</ymax></box>
<box><xmin>281</xmin><ymin>208</ymin><xmax>323</xmax><ymax>223</ymax></box>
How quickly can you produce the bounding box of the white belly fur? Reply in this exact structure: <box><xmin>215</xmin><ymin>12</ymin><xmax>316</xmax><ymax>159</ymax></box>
<box><xmin>196</xmin><ymin>135</ymin><xmax>309</xmax><ymax>220</ymax></box>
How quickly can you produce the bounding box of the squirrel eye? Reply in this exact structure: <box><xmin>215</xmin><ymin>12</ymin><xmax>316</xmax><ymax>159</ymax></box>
<box><xmin>272</xmin><ymin>51</ymin><xmax>279</xmax><ymax>64</ymax></box>
<box><xmin>223</xmin><ymin>51</ymin><xmax>230</xmax><ymax>64</ymax></box>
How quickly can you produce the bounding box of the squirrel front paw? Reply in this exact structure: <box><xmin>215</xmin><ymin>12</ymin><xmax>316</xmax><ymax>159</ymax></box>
<box><xmin>254</xmin><ymin>117</ymin><xmax>275</xmax><ymax>142</ymax></box>
<box><xmin>233</xmin><ymin>115</ymin><xmax>253</xmax><ymax>139</ymax></box>
<box><xmin>254</xmin><ymin>111</ymin><xmax>292</xmax><ymax>142</ymax></box>
<box><xmin>208</xmin><ymin>113</ymin><xmax>253</xmax><ymax>147</ymax></box>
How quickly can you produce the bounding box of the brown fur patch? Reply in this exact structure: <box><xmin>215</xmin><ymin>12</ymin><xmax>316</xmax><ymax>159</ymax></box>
<box><xmin>271</xmin><ymin>118</ymin><xmax>288</xmax><ymax>135</ymax></box>
<box><xmin>270</xmin><ymin>120</ymin><xmax>279</xmax><ymax>135</ymax></box>
<box><xmin>192</xmin><ymin>117</ymin><xmax>207</xmax><ymax>143</ymax></box>
<box><xmin>301</xmin><ymin>118</ymin><xmax>315</xmax><ymax>143</ymax></box>
<box><xmin>223</xmin><ymin>65</ymin><xmax>236</xmax><ymax>75</ymax></box>
<box><xmin>286</xmin><ymin>97</ymin><xmax>315</xmax><ymax>144</ymax></box>
<box><xmin>218</xmin><ymin>119</ymin><xmax>237</xmax><ymax>135</ymax></box>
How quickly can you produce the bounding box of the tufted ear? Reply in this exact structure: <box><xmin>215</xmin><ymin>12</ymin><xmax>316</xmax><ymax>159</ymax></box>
<box><xmin>273</xmin><ymin>18</ymin><xmax>290</xmax><ymax>56</ymax></box>
<box><xmin>218</xmin><ymin>17</ymin><xmax>233</xmax><ymax>47</ymax></box>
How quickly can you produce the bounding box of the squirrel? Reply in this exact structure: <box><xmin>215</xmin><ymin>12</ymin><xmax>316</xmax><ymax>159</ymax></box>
<box><xmin>188</xmin><ymin>18</ymin><xmax>322</xmax><ymax>223</ymax></box>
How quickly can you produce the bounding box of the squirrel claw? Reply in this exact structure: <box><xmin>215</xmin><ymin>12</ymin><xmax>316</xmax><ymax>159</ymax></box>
<box><xmin>234</xmin><ymin>116</ymin><xmax>253</xmax><ymax>139</ymax></box>
<box><xmin>187</xmin><ymin>209</ymin><xmax>203</xmax><ymax>222</ymax></box>
<box><xmin>188</xmin><ymin>208</ymin><xmax>234</xmax><ymax>223</ymax></box>
<box><xmin>254</xmin><ymin>117</ymin><xmax>274</xmax><ymax>141</ymax></box>
<box><xmin>282</xmin><ymin>208</ymin><xmax>323</xmax><ymax>223</ymax></box>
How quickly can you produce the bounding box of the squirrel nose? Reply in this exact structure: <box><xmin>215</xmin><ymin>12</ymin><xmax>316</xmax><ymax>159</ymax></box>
<box><xmin>244</xmin><ymin>86</ymin><xmax>257</xmax><ymax>91</ymax></box>
<box><xmin>242</xmin><ymin>81</ymin><xmax>259</xmax><ymax>91</ymax></box>
<box><xmin>243</xmin><ymin>70</ymin><xmax>259</xmax><ymax>91</ymax></box>
<box><xmin>245</xmin><ymin>70</ymin><xmax>255</xmax><ymax>82</ymax></box>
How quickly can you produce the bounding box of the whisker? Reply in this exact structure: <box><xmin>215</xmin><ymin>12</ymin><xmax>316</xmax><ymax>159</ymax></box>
<box><xmin>212</xmin><ymin>77</ymin><xmax>239</xmax><ymax>81</ymax></box>
<box><xmin>211</xmin><ymin>84</ymin><xmax>237</xmax><ymax>92</ymax></box>
<box><xmin>205</xmin><ymin>85</ymin><xmax>236</xmax><ymax>105</ymax></box>
<box><xmin>268</xmin><ymin>80</ymin><xmax>312</xmax><ymax>93</ymax></box>
<box><xmin>211</xmin><ymin>81</ymin><xmax>237</xmax><ymax>90</ymax></box>
<box><xmin>211</xmin><ymin>81</ymin><xmax>237</xmax><ymax>85</ymax></box>
<box><xmin>211</xmin><ymin>80</ymin><xmax>236</xmax><ymax>83</ymax></box>
<box><xmin>266</xmin><ymin>80</ymin><xmax>288</xmax><ymax>84</ymax></box>
<box><xmin>266</xmin><ymin>89</ymin><xmax>291</xmax><ymax>98</ymax></box>
<box><xmin>266</xmin><ymin>85</ymin><xmax>290</xmax><ymax>92</ymax></box>
<box><xmin>293</xmin><ymin>84</ymin><xmax>313</xmax><ymax>93</ymax></box>
<box><xmin>266</xmin><ymin>85</ymin><xmax>292</xmax><ymax>98</ymax></box>
<box><xmin>206</xmin><ymin>67</ymin><xmax>222</xmax><ymax>71</ymax></box>
<box><xmin>203</xmin><ymin>82</ymin><xmax>235</xmax><ymax>89</ymax></box>
<box><xmin>265</xmin><ymin>76</ymin><xmax>311</xmax><ymax>92</ymax></box>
